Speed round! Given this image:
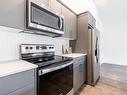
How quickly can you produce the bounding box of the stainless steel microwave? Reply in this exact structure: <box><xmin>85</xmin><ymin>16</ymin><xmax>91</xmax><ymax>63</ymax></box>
<box><xmin>26</xmin><ymin>0</ymin><xmax>64</xmax><ymax>36</ymax></box>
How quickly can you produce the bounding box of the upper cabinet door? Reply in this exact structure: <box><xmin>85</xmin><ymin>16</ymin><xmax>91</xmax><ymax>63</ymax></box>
<box><xmin>61</xmin><ymin>5</ymin><xmax>77</xmax><ymax>40</ymax></box>
<box><xmin>70</xmin><ymin>12</ymin><xmax>77</xmax><ymax>40</ymax></box>
<box><xmin>61</xmin><ymin>6</ymin><xmax>70</xmax><ymax>38</ymax></box>
<box><xmin>0</xmin><ymin>0</ymin><xmax>25</xmax><ymax>30</ymax></box>
<box><xmin>50</xmin><ymin>0</ymin><xmax>62</xmax><ymax>14</ymax></box>
<box><xmin>40</xmin><ymin>0</ymin><xmax>51</xmax><ymax>8</ymax></box>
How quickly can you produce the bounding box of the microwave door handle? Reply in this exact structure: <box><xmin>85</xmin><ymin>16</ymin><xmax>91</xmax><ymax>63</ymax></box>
<box><xmin>59</xmin><ymin>18</ymin><xmax>63</xmax><ymax>30</ymax></box>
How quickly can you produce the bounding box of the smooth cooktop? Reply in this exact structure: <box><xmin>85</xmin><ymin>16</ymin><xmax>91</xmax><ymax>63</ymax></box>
<box><xmin>24</xmin><ymin>55</ymin><xmax>73</xmax><ymax>67</ymax></box>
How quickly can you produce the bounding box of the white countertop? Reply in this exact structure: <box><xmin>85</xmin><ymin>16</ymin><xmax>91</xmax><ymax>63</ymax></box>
<box><xmin>62</xmin><ymin>53</ymin><xmax>87</xmax><ymax>58</ymax></box>
<box><xmin>0</xmin><ymin>60</ymin><xmax>38</xmax><ymax>78</ymax></box>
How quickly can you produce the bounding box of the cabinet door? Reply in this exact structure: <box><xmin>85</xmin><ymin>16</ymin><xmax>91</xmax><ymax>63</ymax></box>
<box><xmin>40</xmin><ymin>0</ymin><xmax>51</xmax><ymax>8</ymax></box>
<box><xmin>79</xmin><ymin>56</ymin><xmax>86</xmax><ymax>86</ymax></box>
<box><xmin>79</xmin><ymin>63</ymin><xmax>85</xmax><ymax>86</ymax></box>
<box><xmin>0</xmin><ymin>70</ymin><xmax>35</xmax><ymax>95</ymax></box>
<box><xmin>62</xmin><ymin>5</ymin><xmax>77</xmax><ymax>39</ymax></box>
<box><xmin>8</xmin><ymin>84</ymin><xmax>35</xmax><ymax>95</ymax></box>
<box><xmin>0</xmin><ymin>0</ymin><xmax>25</xmax><ymax>30</ymax></box>
<box><xmin>50</xmin><ymin>0</ymin><xmax>62</xmax><ymax>14</ymax></box>
<box><xmin>70</xmin><ymin>12</ymin><xmax>77</xmax><ymax>40</ymax></box>
<box><xmin>62</xmin><ymin>6</ymin><xmax>71</xmax><ymax>38</ymax></box>
<box><xmin>73</xmin><ymin>66</ymin><xmax>80</xmax><ymax>93</ymax></box>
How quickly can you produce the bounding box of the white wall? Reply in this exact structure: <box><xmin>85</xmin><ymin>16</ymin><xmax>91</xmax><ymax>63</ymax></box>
<box><xmin>88</xmin><ymin>0</ymin><xmax>98</xmax><ymax>19</ymax></box>
<box><xmin>87</xmin><ymin>0</ymin><xmax>102</xmax><ymax>30</ymax></box>
<box><xmin>0</xmin><ymin>26</ymin><xmax>69</xmax><ymax>63</ymax></box>
<box><xmin>100</xmin><ymin>21</ymin><xmax>127</xmax><ymax>65</ymax></box>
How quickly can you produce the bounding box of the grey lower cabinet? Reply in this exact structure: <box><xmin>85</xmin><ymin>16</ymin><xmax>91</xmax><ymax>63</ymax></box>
<box><xmin>79</xmin><ymin>63</ymin><xmax>85</xmax><ymax>86</ymax></box>
<box><xmin>0</xmin><ymin>69</ymin><xmax>36</xmax><ymax>95</ymax></box>
<box><xmin>73</xmin><ymin>56</ymin><xmax>86</xmax><ymax>93</ymax></box>
<box><xmin>7</xmin><ymin>84</ymin><xmax>35</xmax><ymax>95</ymax></box>
<box><xmin>73</xmin><ymin>66</ymin><xmax>80</xmax><ymax>92</ymax></box>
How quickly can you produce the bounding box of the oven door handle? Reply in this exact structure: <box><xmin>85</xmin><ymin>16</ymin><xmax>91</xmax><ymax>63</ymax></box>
<box><xmin>39</xmin><ymin>61</ymin><xmax>73</xmax><ymax>75</ymax></box>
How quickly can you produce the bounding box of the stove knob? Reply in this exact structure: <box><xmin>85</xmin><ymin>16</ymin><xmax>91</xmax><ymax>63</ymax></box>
<box><xmin>25</xmin><ymin>47</ymin><xmax>29</xmax><ymax>50</ymax></box>
<box><xmin>49</xmin><ymin>47</ymin><xmax>52</xmax><ymax>49</ymax></box>
<box><xmin>30</xmin><ymin>47</ymin><xmax>33</xmax><ymax>50</ymax></box>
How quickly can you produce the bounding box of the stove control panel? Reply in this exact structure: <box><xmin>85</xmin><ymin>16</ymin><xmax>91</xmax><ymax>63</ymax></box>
<box><xmin>20</xmin><ymin>44</ymin><xmax>55</xmax><ymax>54</ymax></box>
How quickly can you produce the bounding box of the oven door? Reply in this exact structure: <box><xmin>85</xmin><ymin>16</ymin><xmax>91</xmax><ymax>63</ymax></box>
<box><xmin>27</xmin><ymin>0</ymin><xmax>64</xmax><ymax>35</ymax></box>
<box><xmin>37</xmin><ymin>61</ymin><xmax>73</xmax><ymax>95</ymax></box>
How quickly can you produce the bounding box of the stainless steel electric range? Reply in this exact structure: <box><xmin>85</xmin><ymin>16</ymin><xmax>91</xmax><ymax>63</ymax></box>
<box><xmin>20</xmin><ymin>44</ymin><xmax>73</xmax><ymax>95</ymax></box>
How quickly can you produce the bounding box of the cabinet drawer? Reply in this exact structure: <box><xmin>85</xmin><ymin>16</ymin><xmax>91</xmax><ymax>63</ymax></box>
<box><xmin>74</xmin><ymin>56</ymin><xmax>85</xmax><ymax>62</ymax></box>
<box><xmin>73</xmin><ymin>57</ymin><xmax>85</xmax><ymax>68</ymax></box>
<box><xmin>77</xmin><ymin>56</ymin><xmax>86</xmax><ymax>62</ymax></box>
<box><xmin>0</xmin><ymin>70</ymin><xmax>35</xmax><ymax>95</ymax></box>
<box><xmin>7</xmin><ymin>84</ymin><xmax>35</xmax><ymax>95</ymax></box>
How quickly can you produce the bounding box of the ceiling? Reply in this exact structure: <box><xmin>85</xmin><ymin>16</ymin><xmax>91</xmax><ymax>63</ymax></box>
<box><xmin>59</xmin><ymin>0</ymin><xmax>93</xmax><ymax>14</ymax></box>
<box><xmin>93</xmin><ymin>0</ymin><xmax>127</xmax><ymax>24</ymax></box>
<box><xmin>59</xmin><ymin>0</ymin><xmax>127</xmax><ymax>27</ymax></box>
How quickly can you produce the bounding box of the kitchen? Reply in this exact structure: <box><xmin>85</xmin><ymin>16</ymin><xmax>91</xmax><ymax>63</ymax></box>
<box><xmin>0</xmin><ymin>0</ymin><xmax>127</xmax><ymax>95</ymax></box>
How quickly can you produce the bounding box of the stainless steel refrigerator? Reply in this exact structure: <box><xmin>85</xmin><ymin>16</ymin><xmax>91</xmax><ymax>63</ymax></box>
<box><xmin>87</xmin><ymin>27</ymin><xmax>100</xmax><ymax>85</ymax></box>
<box><xmin>74</xmin><ymin>12</ymin><xmax>100</xmax><ymax>86</ymax></box>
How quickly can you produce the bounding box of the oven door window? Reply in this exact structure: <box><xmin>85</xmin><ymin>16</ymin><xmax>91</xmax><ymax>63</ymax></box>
<box><xmin>31</xmin><ymin>3</ymin><xmax>60</xmax><ymax>30</ymax></box>
<box><xmin>38</xmin><ymin>64</ymin><xmax>73</xmax><ymax>95</ymax></box>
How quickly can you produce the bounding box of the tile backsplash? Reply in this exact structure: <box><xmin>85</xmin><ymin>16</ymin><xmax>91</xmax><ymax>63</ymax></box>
<box><xmin>0</xmin><ymin>26</ymin><xmax>69</xmax><ymax>62</ymax></box>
